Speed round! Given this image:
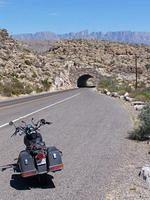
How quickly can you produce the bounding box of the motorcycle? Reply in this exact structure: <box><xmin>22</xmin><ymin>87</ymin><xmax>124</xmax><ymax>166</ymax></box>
<box><xmin>8</xmin><ymin>118</ymin><xmax>63</xmax><ymax>182</ymax></box>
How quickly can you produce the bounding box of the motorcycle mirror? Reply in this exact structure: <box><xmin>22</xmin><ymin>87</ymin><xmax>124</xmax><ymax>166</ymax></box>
<box><xmin>46</xmin><ymin>122</ymin><xmax>52</xmax><ymax>125</ymax></box>
<box><xmin>9</xmin><ymin>121</ymin><xmax>14</xmax><ymax>126</ymax></box>
<box><xmin>31</xmin><ymin>118</ymin><xmax>36</xmax><ymax>126</ymax></box>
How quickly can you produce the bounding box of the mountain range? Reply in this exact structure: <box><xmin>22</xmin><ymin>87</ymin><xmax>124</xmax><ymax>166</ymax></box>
<box><xmin>13</xmin><ymin>30</ymin><xmax>150</xmax><ymax>45</ymax></box>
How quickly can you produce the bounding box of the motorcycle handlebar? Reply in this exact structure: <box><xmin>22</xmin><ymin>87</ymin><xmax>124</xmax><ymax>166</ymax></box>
<box><xmin>10</xmin><ymin>119</ymin><xmax>52</xmax><ymax>137</ymax></box>
<box><xmin>35</xmin><ymin>120</ymin><xmax>52</xmax><ymax>128</ymax></box>
<box><xmin>45</xmin><ymin>121</ymin><xmax>52</xmax><ymax>125</ymax></box>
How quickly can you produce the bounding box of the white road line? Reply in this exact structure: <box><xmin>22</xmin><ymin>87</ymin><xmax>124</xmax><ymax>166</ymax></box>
<box><xmin>0</xmin><ymin>93</ymin><xmax>80</xmax><ymax>129</ymax></box>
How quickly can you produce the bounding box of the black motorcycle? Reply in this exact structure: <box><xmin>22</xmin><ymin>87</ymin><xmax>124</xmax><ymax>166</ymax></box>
<box><xmin>9</xmin><ymin>118</ymin><xmax>63</xmax><ymax>180</ymax></box>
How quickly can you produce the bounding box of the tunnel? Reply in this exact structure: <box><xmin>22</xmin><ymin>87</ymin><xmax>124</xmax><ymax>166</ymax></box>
<box><xmin>77</xmin><ymin>74</ymin><xmax>95</xmax><ymax>88</ymax></box>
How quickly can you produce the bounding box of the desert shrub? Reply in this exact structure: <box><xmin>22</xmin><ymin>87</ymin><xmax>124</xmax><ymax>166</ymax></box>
<box><xmin>139</xmin><ymin>104</ymin><xmax>150</xmax><ymax>133</ymax></box>
<box><xmin>41</xmin><ymin>79</ymin><xmax>51</xmax><ymax>91</ymax></box>
<box><xmin>129</xmin><ymin>104</ymin><xmax>150</xmax><ymax>140</ymax></box>
<box><xmin>11</xmin><ymin>78</ymin><xmax>25</xmax><ymax>95</ymax></box>
<box><xmin>2</xmin><ymin>84</ymin><xmax>12</xmax><ymax>96</ymax></box>
<box><xmin>145</xmin><ymin>64</ymin><xmax>150</xmax><ymax>71</ymax></box>
<box><xmin>11</xmin><ymin>72</ymin><xmax>18</xmax><ymax>78</ymax></box>
<box><xmin>32</xmin><ymin>70</ymin><xmax>37</xmax><ymax>78</ymax></box>
<box><xmin>98</xmin><ymin>76</ymin><xmax>118</xmax><ymax>91</ymax></box>
<box><xmin>24</xmin><ymin>59</ymin><xmax>32</xmax><ymax>65</ymax></box>
<box><xmin>24</xmin><ymin>85</ymin><xmax>33</xmax><ymax>94</ymax></box>
<box><xmin>0</xmin><ymin>78</ymin><xmax>33</xmax><ymax>96</ymax></box>
<box><xmin>34</xmin><ymin>86</ymin><xmax>43</xmax><ymax>93</ymax></box>
<box><xmin>130</xmin><ymin>88</ymin><xmax>150</xmax><ymax>102</ymax></box>
<box><xmin>98</xmin><ymin>76</ymin><xmax>132</xmax><ymax>94</ymax></box>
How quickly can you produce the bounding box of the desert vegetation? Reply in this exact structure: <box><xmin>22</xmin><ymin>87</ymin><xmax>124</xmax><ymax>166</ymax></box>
<box><xmin>129</xmin><ymin>104</ymin><xmax>150</xmax><ymax>140</ymax></box>
<box><xmin>130</xmin><ymin>88</ymin><xmax>150</xmax><ymax>102</ymax></box>
<box><xmin>97</xmin><ymin>76</ymin><xmax>132</xmax><ymax>94</ymax></box>
<box><xmin>98</xmin><ymin>75</ymin><xmax>150</xmax><ymax>102</ymax></box>
<box><xmin>0</xmin><ymin>78</ymin><xmax>32</xmax><ymax>96</ymax></box>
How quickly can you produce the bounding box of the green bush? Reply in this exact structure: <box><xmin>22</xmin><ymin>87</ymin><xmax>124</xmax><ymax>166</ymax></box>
<box><xmin>129</xmin><ymin>104</ymin><xmax>150</xmax><ymax>140</ymax></box>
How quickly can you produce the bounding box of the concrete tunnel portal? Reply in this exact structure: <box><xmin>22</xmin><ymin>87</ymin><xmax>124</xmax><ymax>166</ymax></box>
<box><xmin>77</xmin><ymin>74</ymin><xmax>95</xmax><ymax>88</ymax></box>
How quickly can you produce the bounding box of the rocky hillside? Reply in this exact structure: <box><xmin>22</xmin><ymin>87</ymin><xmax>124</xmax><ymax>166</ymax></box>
<box><xmin>13</xmin><ymin>30</ymin><xmax>150</xmax><ymax>45</ymax></box>
<box><xmin>0</xmin><ymin>29</ymin><xmax>150</xmax><ymax>97</ymax></box>
<box><xmin>0</xmin><ymin>29</ymin><xmax>72</xmax><ymax>97</ymax></box>
<box><xmin>46</xmin><ymin>39</ymin><xmax>150</xmax><ymax>86</ymax></box>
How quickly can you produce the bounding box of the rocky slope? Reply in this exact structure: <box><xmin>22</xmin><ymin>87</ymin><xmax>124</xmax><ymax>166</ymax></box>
<box><xmin>0</xmin><ymin>29</ymin><xmax>150</xmax><ymax>97</ymax></box>
<box><xmin>0</xmin><ymin>29</ymin><xmax>72</xmax><ymax>97</ymax></box>
<box><xmin>46</xmin><ymin>39</ymin><xmax>150</xmax><ymax>87</ymax></box>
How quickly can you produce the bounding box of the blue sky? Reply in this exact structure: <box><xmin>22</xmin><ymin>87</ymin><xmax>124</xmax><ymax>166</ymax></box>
<box><xmin>0</xmin><ymin>0</ymin><xmax>150</xmax><ymax>34</ymax></box>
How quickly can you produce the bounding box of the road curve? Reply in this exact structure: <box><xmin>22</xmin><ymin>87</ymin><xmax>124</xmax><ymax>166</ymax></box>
<box><xmin>0</xmin><ymin>89</ymin><xmax>132</xmax><ymax>200</ymax></box>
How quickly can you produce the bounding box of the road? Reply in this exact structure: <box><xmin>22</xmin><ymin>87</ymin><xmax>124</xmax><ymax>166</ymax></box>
<box><xmin>0</xmin><ymin>89</ymin><xmax>132</xmax><ymax>200</ymax></box>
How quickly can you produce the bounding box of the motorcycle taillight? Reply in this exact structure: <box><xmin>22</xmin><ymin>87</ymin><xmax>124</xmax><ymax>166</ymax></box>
<box><xmin>36</xmin><ymin>153</ymin><xmax>45</xmax><ymax>160</ymax></box>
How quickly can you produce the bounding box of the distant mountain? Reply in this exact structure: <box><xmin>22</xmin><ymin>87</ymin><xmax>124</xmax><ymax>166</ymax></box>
<box><xmin>13</xmin><ymin>31</ymin><xmax>59</xmax><ymax>41</ymax></box>
<box><xmin>13</xmin><ymin>30</ymin><xmax>150</xmax><ymax>45</ymax></box>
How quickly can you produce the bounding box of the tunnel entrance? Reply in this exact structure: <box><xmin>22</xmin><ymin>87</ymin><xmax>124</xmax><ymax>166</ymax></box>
<box><xmin>77</xmin><ymin>74</ymin><xmax>95</xmax><ymax>88</ymax></box>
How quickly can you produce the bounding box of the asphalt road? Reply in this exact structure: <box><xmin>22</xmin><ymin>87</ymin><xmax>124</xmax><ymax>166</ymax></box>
<box><xmin>0</xmin><ymin>89</ymin><xmax>132</xmax><ymax>200</ymax></box>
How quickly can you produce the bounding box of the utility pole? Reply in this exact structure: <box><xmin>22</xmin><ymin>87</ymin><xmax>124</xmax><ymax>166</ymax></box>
<box><xmin>135</xmin><ymin>54</ymin><xmax>138</xmax><ymax>90</ymax></box>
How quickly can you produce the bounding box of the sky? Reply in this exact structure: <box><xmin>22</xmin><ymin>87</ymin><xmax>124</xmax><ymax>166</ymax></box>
<box><xmin>0</xmin><ymin>0</ymin><xmax>150</xmax><ymax>34</ymax></box>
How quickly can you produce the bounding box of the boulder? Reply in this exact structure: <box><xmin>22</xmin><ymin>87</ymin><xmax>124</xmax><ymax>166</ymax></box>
<box><xmin>106</xmin><ymin>91</ymin><xmax>111</xmax><ymax>96</ymax></box>
<box><xmin>124</xmin><ymin>92</ymin><xmax>129</xmax><ymax>97</ymax></box>
<box><xmin>139</xmin><ymin>165</ymin><xmax>150</xmax><ymax>187</ymax></box>
<box><xmin>131</xmin><ymin>101</ymin><xmax>145</xmax><ymax>106</ymax></box>
<box><xmin>134</xmin><ymin>104</ymin><xmax>146</xmax><ymax>111</ymax></box>
<box><xmin>103</xmin><ymin>89</ymin><xmax>111</xmax><ymax>95</ymax></box>
<box><xmin>111</xmin><ymin>92</ymin><xmax>119</xmax><ymax>98</ymax></box>
<box><xmin>103</xmin><ymin>89</ymin><xmax>109</xmax><ymax>94</ymax></box>
<box><xmin>54</xmin><ymin>76</ymin><xmax>64</xmax><ymax>88</ymax></box>
<box><xmin>120</xmin><ymin>95</ymin><xmax>125</xmax><ymax>100</ymax></box>
<box><xmin>124</xmin><ymin>96</ymin><xmax>133</xmax><ymax>102</ymax></box>
<box><xmin>131</xmin><ymin>101</ymin><xmax>146</xmax><ymax>110</ymax></box>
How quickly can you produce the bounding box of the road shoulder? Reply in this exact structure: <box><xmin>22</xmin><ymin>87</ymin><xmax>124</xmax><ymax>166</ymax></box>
<box><xmin>105</xmin><ymin>99</ymin><xmax>150</xmax><ymax>199</ymax></box>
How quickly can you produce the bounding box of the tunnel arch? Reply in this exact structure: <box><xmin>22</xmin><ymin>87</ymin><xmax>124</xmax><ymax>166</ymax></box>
<box><xmin>77</xmin><ymin>74</ymin><xmax>94</xmax><ymax>88</ymax></box>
